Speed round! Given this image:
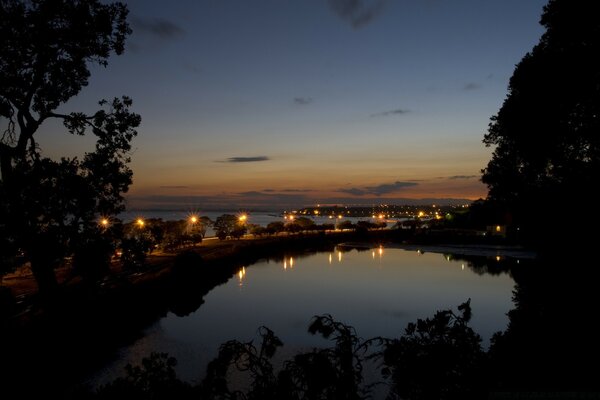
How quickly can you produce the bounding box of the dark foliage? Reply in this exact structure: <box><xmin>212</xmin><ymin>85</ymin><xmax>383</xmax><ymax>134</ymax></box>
<box><xmin>381</xmin><ymin>300</ymin><xmax>486</xmax><ymax>400</ymax></box>
<box><xmin>482</xmin><ymin>0</ymin><xmax>600</xmax><ymax>247</ymax></box>
<box><xmin>96</xmin><ymin>353</ymin><xmax>196</xmax><ymax>400</ymax></box>
<box><xmin>92</xmin><ymin>303</ymin><xmax>486</xmax><ymax>399</ymax></box>
<box><xmin>0</xmin><ymin>0</ymin><xmax>139</xmax><ymax>291</ymax></box>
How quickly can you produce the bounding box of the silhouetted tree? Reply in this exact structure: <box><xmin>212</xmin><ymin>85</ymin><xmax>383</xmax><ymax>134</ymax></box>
<box><xmin>337</xmin><ymin>220</ymin><xmax>354</xmax><ymax>230</ymax></box>
<box><xmin>201</xmin><ymin>326</ymin><xmax>283</xmax><ymax>400</ymax></box>
<box><xmin>482</xmin><ymin>0</ymin><xmax>600</xmax><ymax>246</ymax></box>
<box><xmin>0</xmin><ymin>0</ymin><xmax>138</xmax><ymax>292</ymax></box>
<box><xmin>248</xmin><ymin>223</ymin><xmax>267</xmax><ymax>237</ymax></box>
<box><xmin>381</xmin><ymin>300</ymin><xmax>486</xmax><ymax>400</ymax></box>
<box><xmin>214</xmin><ymin>214</ymin><xmax>246</xmax><ymax>240</ymax></box>
<box><xmin>96</xmin><ymin>352</ymin><xmax>195</xmax><ymax>399</ymax></box>
<box><xmin>196</xmin><ymin>216</ymin><xmax>212</xmax><ymax>238</ymax></box>
<box><xmin>266</xmin><ymin>221</ymin><xmax>285</xmax><ymax>235</ymax></box>
<box><xmin>294</xmin><ymin>216</ymin><xmax>316</xmax><ymax>231</ymax></box>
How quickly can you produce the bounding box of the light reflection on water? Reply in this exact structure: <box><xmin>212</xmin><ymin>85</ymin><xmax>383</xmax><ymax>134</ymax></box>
<box><xmin>92</xmin><ymin>247</ymin><xmax>516</xmax><ymax>385</ymax></box>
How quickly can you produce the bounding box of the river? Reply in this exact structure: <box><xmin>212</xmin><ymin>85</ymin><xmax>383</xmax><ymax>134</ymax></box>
<box><xmin>90</xmin><ymin>245</ymin><xmax>517</xmax><ymax>386</ymax></box>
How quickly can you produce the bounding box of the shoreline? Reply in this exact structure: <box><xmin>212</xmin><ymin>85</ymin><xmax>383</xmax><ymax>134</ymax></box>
<box><xmin>337</xmin><ymin>241</ymin><xmax>536</xmax><ymax>259</ymax></box>
<box><xmin>0</xmin><ymin>230</ymin><xmax>531</xmax><ymax>397</ymax></box>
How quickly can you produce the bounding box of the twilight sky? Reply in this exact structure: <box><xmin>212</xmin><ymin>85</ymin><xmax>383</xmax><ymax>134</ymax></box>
<box><xmin>39</xmin><ymin>0</ymin><xmax>548</xmax><ymax>210</ymax></box>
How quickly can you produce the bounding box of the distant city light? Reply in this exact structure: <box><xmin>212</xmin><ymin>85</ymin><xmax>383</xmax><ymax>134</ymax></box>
<box><xmin>136</xmin><ymin>218</ymin><xmax>145</xmax><ymax>227</ymax></box>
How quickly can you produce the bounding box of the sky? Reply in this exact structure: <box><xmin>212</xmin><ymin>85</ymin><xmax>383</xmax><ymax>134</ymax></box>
<box><xmin>39</xmin><ymin>0</ymin><xmax>549</xmax><ymax>210</ymax></box>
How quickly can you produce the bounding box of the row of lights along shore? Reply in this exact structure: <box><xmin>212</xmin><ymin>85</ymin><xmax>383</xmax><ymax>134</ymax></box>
<box><xmin>98</xmin><ymin>213</ymin><xmax>250</xmax><ymax>229</ymax></box>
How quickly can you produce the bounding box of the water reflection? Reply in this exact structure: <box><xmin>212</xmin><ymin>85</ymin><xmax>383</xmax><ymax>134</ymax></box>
<box><xmin>283</xmin><ymin>257</ymin><xmax>295</xmax><ymax>270</ymax></box>
<box><xmin>92</xmin><ymin>248</ymin><xmax>519</xmax><ymax>385</ymax></box>
<box><xmin>238</xmin><ymin>266</ymin><xmax>246</xmax><ymax>287</ymax></box>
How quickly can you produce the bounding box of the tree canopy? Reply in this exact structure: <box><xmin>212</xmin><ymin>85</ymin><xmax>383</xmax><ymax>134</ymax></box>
<box><xmin>0</xmin><ymin>0</ymin><xmax>139</xmax><ymax>291</ymax></box>
<box><xmin>482</xmin><ymin>0</ymin><xmax>600</xmax><ymax>244</ymax></box>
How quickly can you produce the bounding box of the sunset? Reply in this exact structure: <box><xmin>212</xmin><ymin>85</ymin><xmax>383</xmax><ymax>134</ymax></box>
<box><xmin>36</xmin><ymin>0</ymin><xmax>546</xmax><ymax>209</ymax></box>
<box><xmin>2</xmin><ymin>1</ymin><xmax>599</xmax><ymax>398</ymax></box>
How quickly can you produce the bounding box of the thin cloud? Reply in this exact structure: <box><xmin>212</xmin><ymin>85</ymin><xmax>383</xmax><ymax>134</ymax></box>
<box><xmin>294</xmin><ymin>97</ymin><xmax>313</xmax><ymax>105</ymax></box>
<box><xmin>234</xmin><ymin>191</ymin><xmax>311</xmax><ymax>204</ymax></box>
<box><xmin>159</xmin><ymin>185</ymin><xmax>189</xmax><ymax>189</ymax></box>
<box><xmin>338</xmin><ymin>181</ymin><xmax>418</xmax><ymax>196</ymax></box>
<box><xmin>225</xmin><ymin>156</ymin><xmax>270</xmax><ymax>163</ymax></box>
<box><xmin>263</xmin><ymin>188</ymin><xmax>312</xmax><ymax>193</ymax></box>
<box><xmin>338</xmin><ymin>188</ymin><xmax>369</xmax><ymax>196</ymax></box>
<box><xmin>370</xmin><ymin>108</ymin><xmax>410</xmax><ymax>117</ymax></box>
<box><xmin>328</xmin><ymin>0</ymin><xmax>387</xmax><ymax>29</ymax></box>
<box><xmin>133</xmin><ymin>17</ymin><xmax>186</xmax><ymax>39</ymax></box>
<box><xmin>463</xmin><ymin>82</ymin><xmax>482</xmax><ymax>91</ymax></box>
<box><xmin>238</xmin><ymin>191</ymin><xmax>267</xmax><ymax>197</ymax></box>
<box><xmin>447</xmin><ymin>175</ymin><xmax>478</xmax><ymax>180</ymax></box>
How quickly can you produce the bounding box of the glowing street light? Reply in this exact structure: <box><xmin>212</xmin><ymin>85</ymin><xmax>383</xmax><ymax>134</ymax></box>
<box><xmin>100</xmin><ymin>218</ymin><xmax>109</xmax><ymax>228</ymax></box>
<box><xmin>190</xmin><ymin>216</ymin><xmax>198</xmax><ymax>224</ymax></box>
<box><xmin>136</xmin><ymin>218</ymin><xmax>145</xmax><ymax>228</ymax></box>
<box><xmin>238</xmin><ymin>214</ymin><xmax>247</xmax><ymax>223</ymax></box>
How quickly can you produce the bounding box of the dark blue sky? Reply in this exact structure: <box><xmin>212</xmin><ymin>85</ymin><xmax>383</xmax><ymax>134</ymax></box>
<box><xmin>41</xmin><ymin>0</ymin><xmax>548</xmax><ymax>209</ymax></box>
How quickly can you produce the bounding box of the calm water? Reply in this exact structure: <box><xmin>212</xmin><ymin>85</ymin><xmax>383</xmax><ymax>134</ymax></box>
<box><xmin>92</xmin><ymin>247</ymin><xmax>516</xmax><ymax>385</ymax></box>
